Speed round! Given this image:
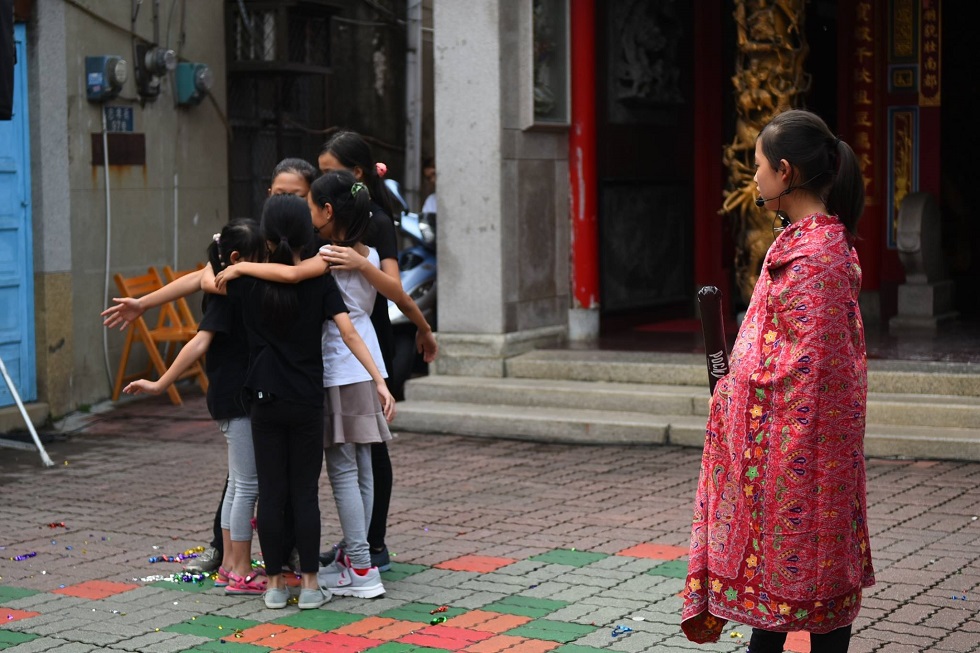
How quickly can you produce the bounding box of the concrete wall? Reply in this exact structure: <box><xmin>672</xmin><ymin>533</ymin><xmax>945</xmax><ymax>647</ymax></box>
<box><xmin>28</xmin><ymin>0</ymin><xmax>228</xmax><ymax>415</ymax></box>
<box><xmin>433</xmin><ymin>0</ymin><xmax>568</xmax><ymax>377</ymax></box>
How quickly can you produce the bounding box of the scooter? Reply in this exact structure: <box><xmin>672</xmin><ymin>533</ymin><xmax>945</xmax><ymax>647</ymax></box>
<box><xmin>384</xmin><ymin>179</ymin><xmax>436</xmax><ymax>400</ymax></box>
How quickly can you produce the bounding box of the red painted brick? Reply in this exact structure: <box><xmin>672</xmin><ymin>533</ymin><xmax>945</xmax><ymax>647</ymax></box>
<box><xmin>225</xmin><ymin>623</ymin><xmax>320</xmax><ymax>647</ymax></box>
<box><xmin>399</xmin><ymin>625</ymin><xmax>496</xmax><ymax>651</ymax></box>
<box><xmin>445</xmin><ymin>610</ymin><xmax>532</xmax><ymax>634</ymax></box>
<box><xmin>435</xmin><ymin>555</ymin><xmax>517</xmax><ymax>573</ymax></box>
<box><xmin>785</xmin><ymin>630</ymin><xmax>811</xmax><ymax>653</ymax></box>
<box><xmin>335</xmin><ymin>616</ymin><xmax>425</xmax><ymax>641</ymax></box>
<box><xmin>2</xmin><ymin>608</ymin><xmax>40</xmax><ymax>622</ymax></box>
<box><xmin>464</xmin><ymin>635</ymin><xmax>560</xmax><ymax>652</ymax></box>
<box><xmin>283</xmin><ymin>632</ymin><xmax>384</xmax><ymax>653</ymax></box>
<box><xmin>52</xmin><ymin>580</ymin><xmax>139</xmax><ymax>600</ymax></box>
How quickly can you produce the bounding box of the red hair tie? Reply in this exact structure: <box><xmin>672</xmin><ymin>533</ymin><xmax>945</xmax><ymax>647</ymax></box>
<box><xmin>376</xmin><ymin>162</ymin><xmax>387</xmax><ymax>178</ymax></box>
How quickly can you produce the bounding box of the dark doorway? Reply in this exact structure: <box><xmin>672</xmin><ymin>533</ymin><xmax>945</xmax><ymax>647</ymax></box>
<box><xmin>941</xmin><ymin>3</ymin><xmax>979</xmax><ymax>318</ymax></box>
<box><xmin>595</xmin><ymin>0</ymin><xmax>696</xmax><ymax>336</ymax></box>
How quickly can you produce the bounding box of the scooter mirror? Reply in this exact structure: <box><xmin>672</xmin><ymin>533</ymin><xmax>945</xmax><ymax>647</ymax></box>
<box><xmin>384</xmin><ymin>178</ymin><xmax>409</xmax><ymax>212</ymax></box>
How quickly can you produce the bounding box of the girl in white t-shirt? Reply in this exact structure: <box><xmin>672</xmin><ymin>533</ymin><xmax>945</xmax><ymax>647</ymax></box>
<box><xmin>214</xmin><ymin>169</ymin><xmax>395</xmax><ymax>599</ymax></box>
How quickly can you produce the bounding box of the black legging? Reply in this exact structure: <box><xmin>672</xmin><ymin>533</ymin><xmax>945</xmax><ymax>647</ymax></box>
<box><xmin>209</xmin><ymin>478</ymin><xmax>228</xmax><ymax>552</ymax></box>
<box><xmin>250</xmin><ymin>399</ymin><xmax>323</xmax><ymax>575</ymax></box>
<box><xmin>369</xmin><ymin>307</ymin><xmax>395</xmax><ymax>553</ymax></box>
<box><xmin>749</xmin><ymin>625</ymin><xmax>852</xmax><ymax>653</ymax></box>
<box><xmin>368</xmin><ymin>442</ymin><xmax>393</xmax><ymax>550</ymax></box>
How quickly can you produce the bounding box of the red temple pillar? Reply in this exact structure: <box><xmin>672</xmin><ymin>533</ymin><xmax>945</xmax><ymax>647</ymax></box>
<box><xmin>569</xmin><ymin>0</ymin><xmax>598</xmax><ymax>318</ymax></box>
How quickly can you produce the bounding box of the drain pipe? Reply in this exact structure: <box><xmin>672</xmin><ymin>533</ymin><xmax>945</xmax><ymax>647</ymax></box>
<box><xmin>101</xmin><ymin>106</ymin><xmax>114</xmax><ymax>389</ymax></box>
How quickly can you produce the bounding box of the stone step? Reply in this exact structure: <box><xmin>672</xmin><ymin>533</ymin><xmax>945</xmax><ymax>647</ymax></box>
<box><xmin>505</xmin><ymin>349</ymin><xmax>980</xmax><ymax>397</ymax></box>
<box><xmin>405</xmin><ymin>375</ymin><xmax>710</xmax><ymax>417</ymax></box>
<box><xmin>391</xmin><ymin>399</ymin><xmax>705</xmax><ymax>446</ymax></box>
<box><xmin>406</xmin><ymin>375</ymin><xmax>980</xmax><ymax>429</ymax></box>
<box><xmin>863</xmin><ymin>423</ymin><xmax>980</xmax><ymax>461</ymax></box>
<box><xmin>392</xmin><ymin>394</ymin><xmax>980</xmax><ymax>461</ymax></box>
<box><xmin>391</xmin><ymin>398</ymin><xmax>980</xmax><ymax>462</ymax></box>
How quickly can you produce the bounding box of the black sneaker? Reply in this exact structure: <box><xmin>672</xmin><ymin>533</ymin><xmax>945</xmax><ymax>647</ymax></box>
<box><xmin>370</xmin><ymin>546</ymin><xmax>391</xmax><ymax>572</ymax></box>
<box><xmin>319</xmin><ymin>544</ymin><xmax>341</xmax><ymax>567</ymax></box>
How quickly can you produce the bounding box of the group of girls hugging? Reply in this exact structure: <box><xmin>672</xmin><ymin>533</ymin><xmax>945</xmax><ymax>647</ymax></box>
<box><xmin>103</xmin><ymin>132</ymin><xmax>437</xmax><ymax>610</ymax></box>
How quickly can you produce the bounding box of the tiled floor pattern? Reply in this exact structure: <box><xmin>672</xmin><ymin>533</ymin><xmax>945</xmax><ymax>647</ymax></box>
<box><xmin>0</xmin><ymin>545</ymin><xmax>789</xmax><ymax>653</ymax></box>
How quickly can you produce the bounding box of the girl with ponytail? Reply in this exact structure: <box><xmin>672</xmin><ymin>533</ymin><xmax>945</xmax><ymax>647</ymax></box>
<box><xmin>682</xmin><ymin>109</ymin><xmax>874</xmax><ymax>652</ymax></box>
<box><xmin>215</xmin><ymin>169</ymin><xmax>400</xmax><ymax>599</ymax></box>
<box><xmin>210</xmin><ymin>193</ymin><xmax>390</xmax><ymax>610</ymax></box>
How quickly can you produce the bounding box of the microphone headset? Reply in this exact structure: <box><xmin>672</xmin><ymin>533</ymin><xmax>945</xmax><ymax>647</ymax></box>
<box><xmin>755</xmin><ymin>171</ymin><xmax>827</xmax><ymax>208</ymax></box>
<box><xmin>755</xmin><ymin>188</ymin><xmax>790</xmax><ymax>208</ymax></box>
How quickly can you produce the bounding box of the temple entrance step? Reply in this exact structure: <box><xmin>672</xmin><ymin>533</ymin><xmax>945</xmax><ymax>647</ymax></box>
<box><xmin>393</xmin><ymin>350</ymin><xmax>980</xmax><ymax>461</ymax></box>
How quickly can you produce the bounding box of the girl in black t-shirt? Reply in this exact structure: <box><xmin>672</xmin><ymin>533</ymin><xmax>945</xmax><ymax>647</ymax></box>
<box><xmin>122</xmin><ymin>219</ymin><xmax>268</xmax><ymax>596</ymax></box>
<box><xmin>220</xmin><ymin>194</ymin><xmax>390</xmax><ymax>610</ymax></box>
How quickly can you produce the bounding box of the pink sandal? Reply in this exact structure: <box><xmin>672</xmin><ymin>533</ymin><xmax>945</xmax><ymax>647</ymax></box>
<box><xmin>225</xmin><ymin>571</ymin><xmax>268</xmax><ymax>595</ymax></box>
<box><xmin>214</xmin><ymin>566</ymin><xmax>232</xmax><ymax>588</ymax></box>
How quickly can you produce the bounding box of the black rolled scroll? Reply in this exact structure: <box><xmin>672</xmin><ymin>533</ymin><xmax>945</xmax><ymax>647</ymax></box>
<box><xmin>697</xmin><ymin>286</ymin><xmax>730</xmax><ymax>395</ymax></box>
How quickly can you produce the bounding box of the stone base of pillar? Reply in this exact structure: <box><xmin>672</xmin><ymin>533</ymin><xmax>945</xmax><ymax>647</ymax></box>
<box><xmin>432</xmin><ymin>326</ymin><xmax>566</xmax><ymax>378</ymax></box>
<box><xmin>889</xmin><ymin>280</ymin><xmax>958</xmax><ymax>334</ymax></box>
<box><xmin>568</xmin><ymin>308</ymin><xmax>599</xmax><ymax>342</ymax></box>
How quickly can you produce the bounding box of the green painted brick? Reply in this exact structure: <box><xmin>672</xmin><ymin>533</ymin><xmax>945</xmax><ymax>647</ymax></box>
<box><xmin>528</xmin><ymin>549</ymin><xmax>608</xmax><ymax>568</ymax></box>
<box><xmin>647</xmin><ymin>559</ymin><xmax>689</xmax><ymax>578</ymax></box>
<box><xmin>505</xmin><ymin>619</ymin><xmax>597</xmax><ymax>643</ymax></box>
<box><xmin>151</xmin><ymin>578</ymin><xmax>216</xmax><ymax>593</ymax></box>
<box><xmin>0</xmin><ymin>586</ymin><xmax>39</xmax><ymax>602</ymax></box>
<box><xmin>482</xmin><ymin>595</ymin><xmax>568</xmax><ymax>618</ymax></box>
<box><xmin>273</xmin><ymin>608</ymin><xmax>364</xmax><ymax>630</ymax></box>
<box><xmin>379</xmin><ymin>602</ymin><xmax>467</xmax><ymax>623</ymax></box>
<box><xmin>0</xmin><ymin>630</ymin><xmax>38</xmax><ymax>649</ymax></box>
<box><xmin>382</xmin><ymin>562</ymin><xmax>428</xmax><ymax>582</ymax></box>
<box><xmin>165</xmin><ymin>614</ymin><xmax>261</xmax><ymax>639</ymax></box>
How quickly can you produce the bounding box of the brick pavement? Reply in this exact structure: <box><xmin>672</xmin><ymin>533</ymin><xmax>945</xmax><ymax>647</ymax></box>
<box><xmin>1</xmin><ymin>388</ymin><xmax>978</xmax><ymax>652</ymax></box>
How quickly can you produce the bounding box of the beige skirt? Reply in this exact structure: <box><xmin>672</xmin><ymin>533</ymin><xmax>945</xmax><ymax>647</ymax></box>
<box><xmin>323</xmin><ymin>380</ymin><xmax>393</xmax><ymax>447</ymax></box>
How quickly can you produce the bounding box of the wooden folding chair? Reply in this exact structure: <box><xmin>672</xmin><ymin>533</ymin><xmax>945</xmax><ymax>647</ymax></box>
<box><xmin>110</xmin><ymin>267</ymin><xmax>208</xmax><ymax>406</ymax></box>
<box><xmin>162</xmin><ymin>263</ymin><xmax>206</xmax><ymax>332</ymax></box>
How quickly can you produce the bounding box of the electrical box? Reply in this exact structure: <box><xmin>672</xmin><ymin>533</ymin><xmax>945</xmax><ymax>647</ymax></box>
<box><xmin>134</xmin><ymin>43</ymin><xmax>176</xmax><ymax>100</ymax></box>
<box><xmin>176</xmin><ymin>62</ymin><xmax>213</xmax><ymax>107</ymax></box>
<box><xmin>85</xmin><ymin>56</ymin><xmax>127</xmax><ymax>102</ymax></box>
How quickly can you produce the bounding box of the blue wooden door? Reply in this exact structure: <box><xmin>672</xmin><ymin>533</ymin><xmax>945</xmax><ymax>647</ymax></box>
<box><xmin>0</xmin><ymin>24</ymin><xmax>36</xmax><ymax>407</ymax></box>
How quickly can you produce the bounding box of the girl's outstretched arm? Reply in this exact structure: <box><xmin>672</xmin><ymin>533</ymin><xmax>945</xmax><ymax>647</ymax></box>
<box><xmin>123</xmin><ymin>330</ymin><xmax>215</xmax><ymax>396</ymax></box>
<box><xmin>201</xmin><ymin>262</ymin><xmax>223</xmax><ymax>295</ymax></box>
<box><xmin>214</xmin><ymin>257</ymin><xmax>327</xmax><ymax>291</ymax></box>
<box><xmin>102</xmin><ymin>268</ymin><xmax>205</xmax><ymax>330</ymax></box>
<box><xmin>321</xmin><ymin>246</ymin><xmax>438</xmax><ymax>363</ymax></box>
<box><xmin>332</xmin><ymin>312</ymin><xmax>396</xmax><ymax>422</ymax></box>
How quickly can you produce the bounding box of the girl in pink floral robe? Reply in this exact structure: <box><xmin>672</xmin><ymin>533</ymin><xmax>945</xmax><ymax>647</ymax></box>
<box><xmin>683</xmin><ymin>110</ymin><xmax>875</xmax><ymax>653</ymax></box>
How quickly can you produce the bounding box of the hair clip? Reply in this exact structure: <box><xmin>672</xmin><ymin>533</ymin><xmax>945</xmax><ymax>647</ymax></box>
<box><xmin>351</xmin><ymin>182</ymin><xmax>367</xmax><ymax>197</ymax></box>
<box><xmin>375</xmin><ymin>161</ymin><xmax>387</xmax><ymax>178</ymax></box>
<box><xmin>212</xmin><ymin>233</ymin><xmax>221</xmax><ymax>244</ymax></box>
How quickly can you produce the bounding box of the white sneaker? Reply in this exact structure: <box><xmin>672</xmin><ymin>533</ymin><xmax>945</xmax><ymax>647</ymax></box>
<box><xmin>317</xmin><ymin>548</ymin><xmax>350</xmax><ymax>588</ymax></box>
<box><xmin>322</xmin><ymin>566</ymin><xmax>385</xmax><ymax>599</ymax></box>
<box><xmin>298</xmin><ymin>588</ymin><xmax>329</xmax><ymax>609</ymax></box>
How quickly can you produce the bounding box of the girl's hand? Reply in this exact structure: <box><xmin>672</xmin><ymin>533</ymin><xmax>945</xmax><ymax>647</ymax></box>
<box><xmin>101</xmin><ymin>297</ymin><xmax>144</xmax><ymax>330</ymax></box>
<box><xmin>416</xmin><ymin>330</ymin><xmax>438</xmax><ymax>363</ymax></box>
<box><xmin>123</xmin><ymin>379</ymin><xmax>162</xmax><ymax>396</ymax></box>
<box><xmin>213</xmin><ymin>265</ymin><xmax>242</xmax><ymax>292</ymax></box>
<box><xmin>376</xmin><ymin>383</ymin><xmax>396</xmax><ymax>423</ymax></box>
<box><xmin>319</xmin><ymin>245</ymin><xmax>367</xmax><ymax>272</ymax></box>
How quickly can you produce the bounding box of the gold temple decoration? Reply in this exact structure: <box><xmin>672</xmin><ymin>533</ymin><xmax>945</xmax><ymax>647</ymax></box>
<box><xmin>722</xmin><ymin>0</ymin><xmax>811</xmax><ymax>303</ymax></box>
